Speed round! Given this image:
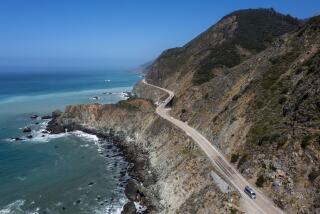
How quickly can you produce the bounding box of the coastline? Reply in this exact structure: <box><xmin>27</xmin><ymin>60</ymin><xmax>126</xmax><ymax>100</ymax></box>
<box><xmin>0</xmin><ymin>70</ymin><xmax>143</xmax><ymax>213</ymax></box>
<box><xmin>46</xmin><ymin>115</ymin><xmax>154</xmax><ymax>213</ymax></box>
<box><xmin>44</xmin><ymin>93</ymin><xmax>239</xmax><ymax>213</ymax></box>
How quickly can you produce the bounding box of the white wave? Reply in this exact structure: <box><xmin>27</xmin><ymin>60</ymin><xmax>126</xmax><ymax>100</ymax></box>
<box><xmin>5</xmin><ymin>121</ymin><xmax>108</xmax><ymax>167</ymax></box>
<box><xmin>71</xmin><ymin>130</ymin><xmax>99</xmax><ymax>143</ymax></box>
<box><xmin>70</xmin><ymin>131</ymin><xmax>104</xmax><ymax>152</ymax></box>
<box><xmin>28</xmin><ymin>121</ymin><xmax>69</xmax><ymax>143</ymax></box>
<box><xmin>0</xmin><ymin>200</ymin><xmax>40</xmax><ymax>214</ymax></box>
<box><xmin>5</xmin><ymin>138</ymin><xmax>17</xmax><ymax>142</ymax></box>
<box><xmin>9</xmin><ymin>120</ymin><xmax>100</xmax><ymax>144</ymax></box>
<box><xmin>6</xmin><ymin>121</ymin><xmax>101</xmax><ymax>145</ymax></box>
<box><xmin>4</xmin><ymin>121</ymin><xmax>64</xmax><ymax>143</ymax></box>
<box><xmin>119</xmin><ymin>92</ymin><xmax>130</xmax><ymax>100</ymax></box>
<box><xmin>16</xmin><ymin>176</ymin><xmax>26</xmax><ymax>181</ymax></box>
<box><xmin>92</xmin><ymin>197</ymin><xmax>127</xmax><ymax>214</ymax></box>
<box><xmin>0</xmin><ymin>200</ymin><xmax>25</xmax><ymax>214</ymax></box>
<box><xmin>135</xmin><ymin>201</ymin><xmax>147</xmax><ymax>213</ymax></box>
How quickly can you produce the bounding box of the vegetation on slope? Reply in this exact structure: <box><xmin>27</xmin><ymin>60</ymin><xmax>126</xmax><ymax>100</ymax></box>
<box><xmin>247</xmin><ymin>40</ymin><xmax>302</xmax><ymax>146</ymax></box>
<box><xmin>247</xmin><ymin>45</ymin><xmax>320</xmax><ymax>150</ymax></box>
<box><xmin>192</xmin><ymin>9</ymin><xmax>299</xmax><ymax>85</ymax></box>
<box><xmin>146</xmin><ymin>9</ymin><xmax>300</xmax><ymax>86</ymax></box>
<box><xmin>140</xmin><ymin>12</ymin><xmax>320</xmax><ymax>212</ymax></box>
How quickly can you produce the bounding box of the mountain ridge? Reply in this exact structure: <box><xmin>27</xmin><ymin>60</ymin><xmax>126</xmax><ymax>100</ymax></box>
<box><xmin>145</xmin><ymin>8</ymin><xmax>301</xmax><ymax>86</ymax></box>
<box><xmin>49</xmin><ymin>9</ymin><xmax>320</xmax><ymax>213</ymax></box>
<box><xmin>137</xmin><ymin>9</ymin><xmax>320</xmax><ymax>213</ymax></box>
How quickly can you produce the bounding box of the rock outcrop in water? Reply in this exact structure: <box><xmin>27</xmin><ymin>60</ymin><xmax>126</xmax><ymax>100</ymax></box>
<box><xmin>22</xmin><ymin>127</ymin><xmax>32</xmax><ymax>133</ymax></box>
<box><xmin>51</xmin><ymin>9</ymin><xmax>320</xmax><ymax>213</ymax></box>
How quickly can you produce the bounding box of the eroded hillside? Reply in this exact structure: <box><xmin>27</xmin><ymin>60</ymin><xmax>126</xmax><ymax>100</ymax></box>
<box><xmin>50</xmin><ymin>9</ymin><xmax>320</xmax><ymax>214</ymax></box>
<box><xmin>137</xmin><ymin>10</ymin><xmax>320</xmax><ymax>213</ymax></box>
<box><xmin>50</xmin><ymin>98</ymin><xmax>241</xmax><ymax>213</ymax></box>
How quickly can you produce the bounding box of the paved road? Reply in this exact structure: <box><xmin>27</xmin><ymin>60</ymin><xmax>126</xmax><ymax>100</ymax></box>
<box><xmin>142</xmin><ymin>79</ymin><xmax>284</xmax><ymax>214</ymax></box>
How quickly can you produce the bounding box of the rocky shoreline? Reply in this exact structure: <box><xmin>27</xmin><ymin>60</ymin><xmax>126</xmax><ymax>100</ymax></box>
<box><xmin>42</xmin><ymin>97</ymin><xmax>239</xmax><ymax>213</ymax></box>
<box><xmin>46</xmin><ymin>111</ymin><xmax>154</xmax><ymax>214</ymax></box>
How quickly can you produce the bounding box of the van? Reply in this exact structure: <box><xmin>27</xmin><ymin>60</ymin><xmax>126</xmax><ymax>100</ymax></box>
<box><xmin>244</xmin><ymin>186</ymin><xmax>256</xmax><ymax>199</ymax></box>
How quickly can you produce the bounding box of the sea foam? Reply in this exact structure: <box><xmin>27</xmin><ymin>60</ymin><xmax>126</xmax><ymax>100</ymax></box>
<box><xmin>0</xmin><ymin>200</ymin><xmax>39</xmax><ymax>214</ymax></box>
<box><xmin>6</xmin><ymin>120</ymin><xmax>101</xmax><ymax>145</ymax></box>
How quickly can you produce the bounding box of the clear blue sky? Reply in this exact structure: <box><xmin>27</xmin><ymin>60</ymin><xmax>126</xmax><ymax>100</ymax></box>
<box><xmin>0</xmin><ymin>0</ymin><xmax>319</xmax><ymax>71</ymax></box>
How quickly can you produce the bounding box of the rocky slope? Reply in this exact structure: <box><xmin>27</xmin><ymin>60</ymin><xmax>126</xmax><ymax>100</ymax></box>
<box><xmin>139</xmin><ymin>9</ymin><xmax>320</xmax><ymax>213</ymax></box>
<box><xmin>48</xmin><ymin>98</ymin><xmax>240</xmax><ymax>213</ymax></box>
<box><xmin>50</xmin><ymin>9</ymin><xmax>320</xmax><ymax>214</ymax></box>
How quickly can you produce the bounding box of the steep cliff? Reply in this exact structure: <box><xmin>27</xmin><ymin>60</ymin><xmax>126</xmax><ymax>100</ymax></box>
<box><xmin>50</xmin><ymin>9</ymin><xmax>320</xmax><ymax>214</ymax></box>
<box><xmin>137</xmin><ymin>11</ymin><xmax>320</xmax><ymax>213</ymax></box>
<box><xmin>51</xmin><ymin>98</ymin><xmax>240</xmax><ymax>213</ymax></box>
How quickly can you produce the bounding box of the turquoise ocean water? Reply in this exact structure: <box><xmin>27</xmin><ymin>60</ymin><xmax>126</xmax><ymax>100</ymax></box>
<box><xmin>0</xmin><ymin>70</ymin><xmax>141</xmax><ymax>213</ymax></box>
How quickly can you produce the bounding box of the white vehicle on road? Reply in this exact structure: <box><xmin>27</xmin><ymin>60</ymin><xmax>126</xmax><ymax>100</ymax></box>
<box><xmin>244</xmin><ymin>186</ymin><xmax>256</xmax><ymax>199</ymax></box>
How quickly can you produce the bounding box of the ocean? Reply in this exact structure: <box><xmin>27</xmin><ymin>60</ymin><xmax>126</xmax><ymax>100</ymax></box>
<box><xmin>0</xmin><ymin>70</ymin><xmax>141</xmax><ymax>213</ymax></box>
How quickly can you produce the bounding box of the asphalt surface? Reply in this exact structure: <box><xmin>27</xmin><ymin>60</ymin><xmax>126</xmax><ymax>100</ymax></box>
<box><xmin>142</xmin><ymin>79</ymin><xmax>284</xmax><ymax>214</ymax></box>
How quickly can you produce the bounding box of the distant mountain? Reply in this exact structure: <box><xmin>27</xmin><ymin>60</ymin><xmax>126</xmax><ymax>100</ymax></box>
<box><xmin>130</xmin><ymin>60</ymin><xmax>154</xmax><ymax>74</ymax></box>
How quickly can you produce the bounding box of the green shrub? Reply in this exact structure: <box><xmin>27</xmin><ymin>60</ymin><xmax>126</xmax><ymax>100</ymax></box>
<box><xmin>230</xmin><ymin>208</ymin><xmax>238</xmax><ymax>214</ymax></box>
<box><xmin>180</xmin><ymin>145</ymin><xmax>192</xmax><ymax>156</ymax></box>
<box><xmin>258</xmin><ymin>133</ymin><xmax>281</xmax><ymax>146</ymax></box>
<box><xmin>258</xmin><ymin>135</ymin><xmax>270</xmax><ymax>146</ymax></box>
<box><xmin>276</xmin><ymin>137</ymin><xmax>287</xmax><ymax>149</ymax></box>
<box><xmin>304</xmin><ymin>51</ymin><xmax>320</xmax><ymax>75</ymax></box>
<box><xmin>308</xmin><ymin>169</ymin><xmax>320</xmax><ymax>182</ymax></box>
<box><xmin>262</xmin><ymin>50</ymin><xmax>300</xmax><ymax>90</ymax></box>
<box><xmin>278</xmin><ymin>96</ymin><xmax>287</xmax><ymax>104</ymax></box>
<box><xmin>301</xmin><ymin>135</ymin><xmax>312</xmax><ymax>149</ymax></box>
<box><xmin>271</xmin><ymin>133</ymin><xmax>281</xmax><ymax>140</ymax></box>
<box><xmin>255</xmin><ymin>100</ymin><xmax>264</xmax><ymax>109</ymax></box>
<box><xmin>192</xmin><ymin>69</ymin><xmax>216</xmax><ymax>85</ymax></box>
<box><xmin>231</xmin><ymin>154</ymin><xmax>239</xmax><ymax>163</ymax></box>
<box><xmin>249</xmin><ymin>124</ymin><xmax>267</xmax><ymax>144</ymax></box>
<box><xmin>204</xmin><ymin>93</ymin><xmax>209</xmax><ymax>99</ymax></box>
<box><xmin>280</xmin><ymin>87</ymin><xmax>289</xmax><ymax>94</ymax></box>
<box><xmin>237</xmin><ymin>154</ymin><xmax>248</xmax><ymax>168</ymax></box>
<box><xmin>256</xmin><ymin>175</ymin><xmax>266</xmax><ymax>187</ymax></box>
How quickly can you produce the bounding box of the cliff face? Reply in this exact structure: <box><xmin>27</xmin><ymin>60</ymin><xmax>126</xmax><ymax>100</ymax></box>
<box><xmin>53</xmin><ymin>98</ymin><xmax>240</xmax><ymax>213</ymax></box>
<box><xmin>52</xmin><ymin>9</ymin><xmax>320</xmax><ymax>213</ymax></box>
<box><xmin>138</xmin><ymin>12</ymin><xmax>320</xmax><ymax>213</ymax></box>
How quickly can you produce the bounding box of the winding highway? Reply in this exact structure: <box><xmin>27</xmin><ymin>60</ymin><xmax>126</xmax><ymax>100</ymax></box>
<box><xmin>142</xmin><ymin>79</ymin><xmax>284</xmax><ymax>214</ymax></box>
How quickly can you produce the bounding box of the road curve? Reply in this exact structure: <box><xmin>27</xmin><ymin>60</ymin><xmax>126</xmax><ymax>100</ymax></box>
<box><xmin>142</xmin><ymin>79</ymin><xmax>284</xmax><ymax>214</ymax></box>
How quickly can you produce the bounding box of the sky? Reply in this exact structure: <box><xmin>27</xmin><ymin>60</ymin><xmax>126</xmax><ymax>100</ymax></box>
<box><xmin>0</xmin><ymin>0</ymin><xmax>319</xmax><ymax>71</ymax></box>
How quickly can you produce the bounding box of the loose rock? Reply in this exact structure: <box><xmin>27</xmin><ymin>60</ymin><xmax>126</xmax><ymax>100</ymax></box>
<box><xmin>22</xmin><ymin>127</ymin><xmax>32</xmax><ymax>133</ymax></box>
<box><xmin>121</xmin><ymin>201</ymin><xmax>136</xmax><ymax>214</ymax></box>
